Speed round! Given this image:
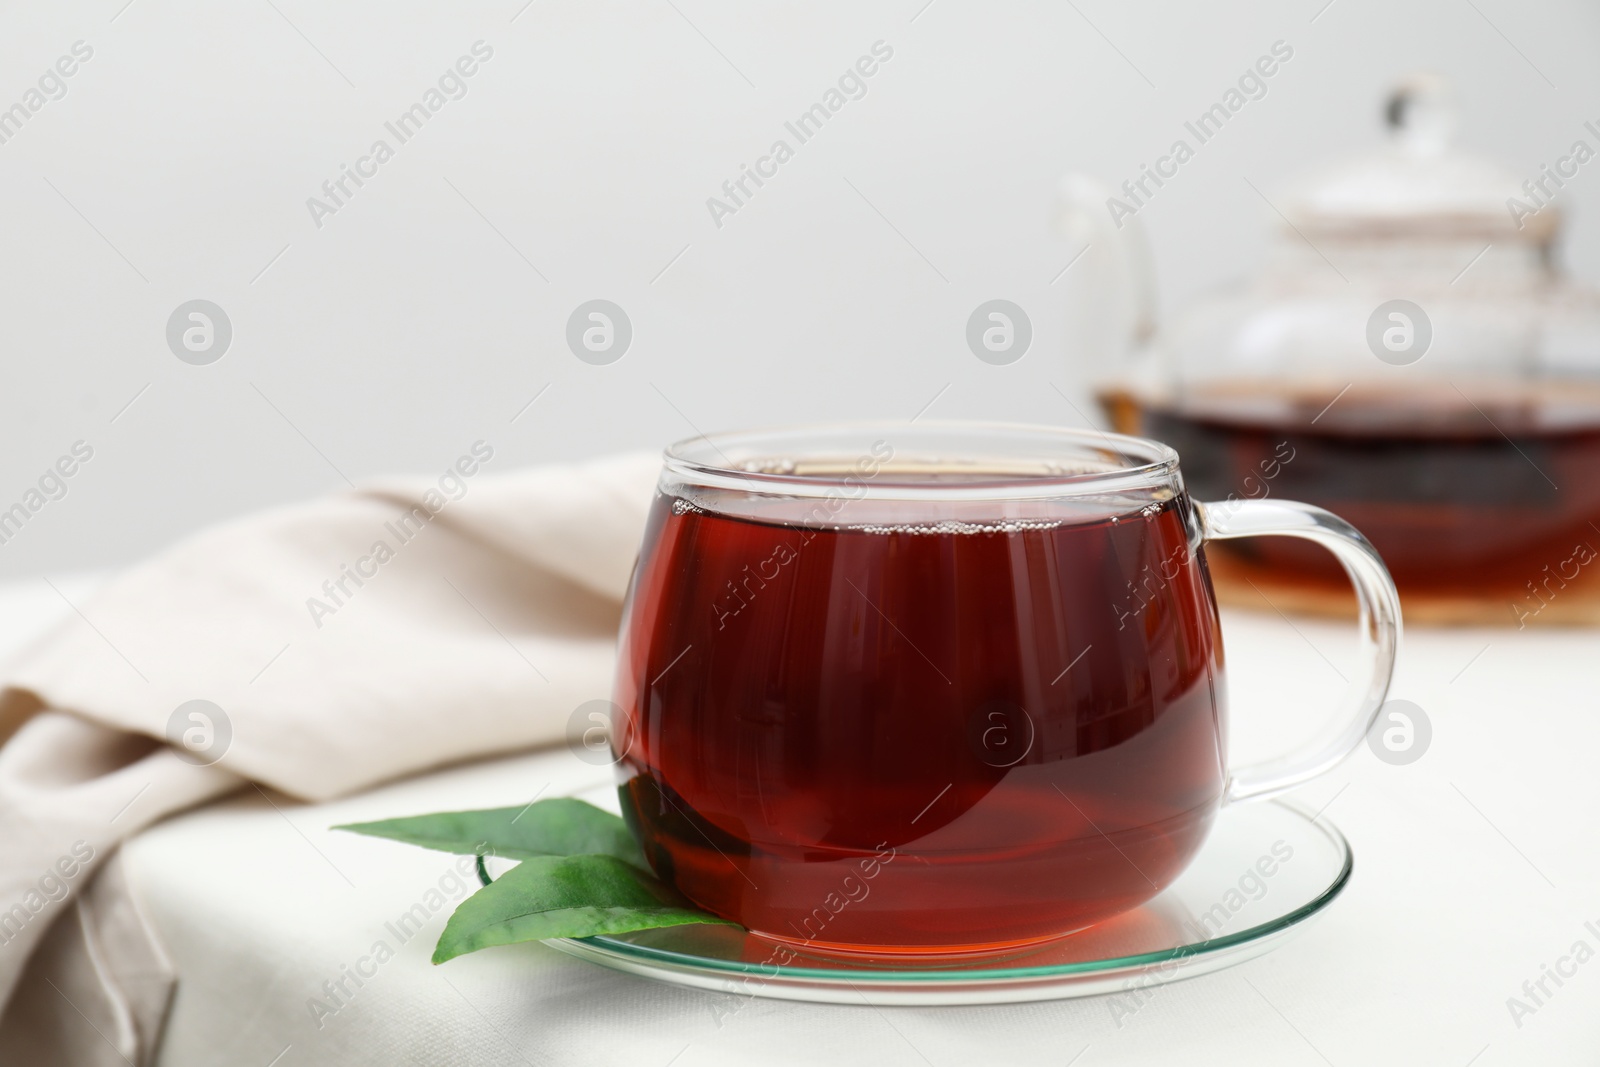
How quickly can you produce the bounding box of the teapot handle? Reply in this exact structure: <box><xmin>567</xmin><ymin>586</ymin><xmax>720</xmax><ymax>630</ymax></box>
<box><xmin>1056</xmin><ymin>173</ymin><xmax>1160</xmax><ymax>351</ymax></box>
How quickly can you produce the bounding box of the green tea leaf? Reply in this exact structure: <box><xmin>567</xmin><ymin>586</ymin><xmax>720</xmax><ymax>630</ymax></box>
<box><xmin>432</xmin><ymin>853</ymin><xmax>735</xmax><ymax>963</ymax></box>
<box><xmin>334</xmin><ymin>798</ymin><xmax>647</xmax><ymax>869</ymax></box>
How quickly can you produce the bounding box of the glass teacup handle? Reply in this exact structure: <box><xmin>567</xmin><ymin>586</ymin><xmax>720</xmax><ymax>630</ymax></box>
<box><xmin>1195</xmin><ymin>498</ymin><xmax>1402</xmax><ymax>804</ymax></box>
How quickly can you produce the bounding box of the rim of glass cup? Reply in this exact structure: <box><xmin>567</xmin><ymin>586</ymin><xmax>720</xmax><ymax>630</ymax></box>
<box><xmin>662</xmin><ymin>420</ymin><xmax>1182</xmax><ymax>502</ymax></box>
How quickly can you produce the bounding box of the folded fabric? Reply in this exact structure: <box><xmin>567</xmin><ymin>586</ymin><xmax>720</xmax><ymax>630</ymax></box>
<box><xmin>0</xmin><ymin>449</ymin><xmax>662</xmax><ymax>1061</ymax></box>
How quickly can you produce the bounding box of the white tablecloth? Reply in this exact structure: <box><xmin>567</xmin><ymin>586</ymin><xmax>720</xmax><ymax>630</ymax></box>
<box><xmin>5</xmin><ymin>575</ymin><xmax>1598</xmax><ymax>1065</ymax></box>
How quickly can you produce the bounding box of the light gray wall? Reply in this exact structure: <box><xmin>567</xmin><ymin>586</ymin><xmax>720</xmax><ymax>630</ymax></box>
<box><xmin>1</xmin><ymin>0</ymin><xmax>1597</xmax><ymax>576</ymax></box>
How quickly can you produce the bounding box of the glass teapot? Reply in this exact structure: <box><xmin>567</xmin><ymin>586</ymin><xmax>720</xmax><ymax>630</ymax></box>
<box><xmin>1063</xmin><ymin>75</ymin><xmax>1600</xmax><ymax>625</ymax></box>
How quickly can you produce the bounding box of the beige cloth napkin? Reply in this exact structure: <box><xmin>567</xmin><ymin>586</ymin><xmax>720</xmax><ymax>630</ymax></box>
<box><xmin>0</xmin><ymin>449</ymin><xmax>662</xmax><ymax>1062</ymax></box>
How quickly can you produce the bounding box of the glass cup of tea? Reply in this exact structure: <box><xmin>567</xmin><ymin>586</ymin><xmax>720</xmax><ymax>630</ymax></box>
<box><xmin>610</xmin><ymin>422</ymin><xmax>1400</xmax><ymax>953</ymax></box>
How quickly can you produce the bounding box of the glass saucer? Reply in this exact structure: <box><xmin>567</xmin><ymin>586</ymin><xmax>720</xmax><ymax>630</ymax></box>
<box><xmin>530</xmin><ymin>786</ymin><xmax>1350</xmax><ymax>1006</ymax></box>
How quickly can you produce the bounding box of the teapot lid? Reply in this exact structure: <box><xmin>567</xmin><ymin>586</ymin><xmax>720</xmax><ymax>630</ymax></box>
<box><xmin>1279</xmin><ymin>74</ymin><xmax>1557</xmax><ymax>243</ymax></box>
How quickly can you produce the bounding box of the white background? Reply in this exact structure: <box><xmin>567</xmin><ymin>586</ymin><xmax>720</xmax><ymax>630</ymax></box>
<box><xmin>1</xmin><ymin>0</ymin><xmax>1598</xmax><ymax>578</ymax></box>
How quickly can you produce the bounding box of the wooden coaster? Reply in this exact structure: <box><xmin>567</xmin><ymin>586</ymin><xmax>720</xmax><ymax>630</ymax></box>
<box><xmin>1203</xmin><ymin>549</ymin><xmax>1600</xmax><ymax>627</ymax></box>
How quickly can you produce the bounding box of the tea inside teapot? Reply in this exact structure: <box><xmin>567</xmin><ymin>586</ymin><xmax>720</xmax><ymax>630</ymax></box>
<box><xmin>1116</xmin><ymin>378</ymin><xmax>1600</xmax><ymax>626</ymax></box>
